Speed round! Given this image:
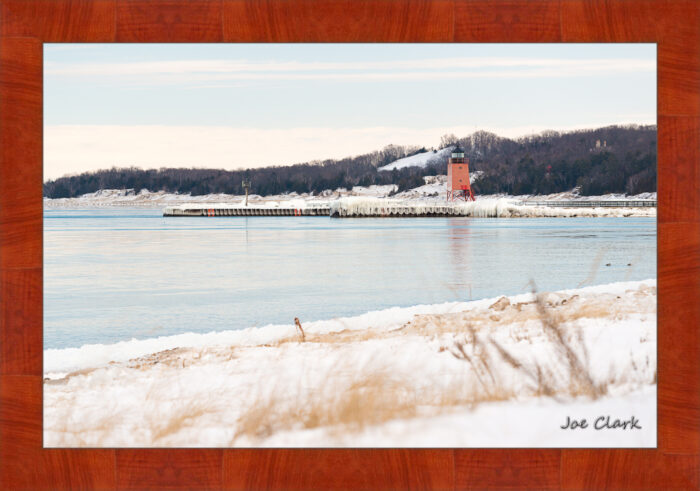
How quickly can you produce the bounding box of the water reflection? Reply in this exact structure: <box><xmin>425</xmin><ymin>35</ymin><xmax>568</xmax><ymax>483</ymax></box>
<box><xmin>447</xmin><ymin>219</ymin><xmax>473</xmax><ymax>300</ymax></box>
<box><xmin>44</xmin><ymin>209</ymin><xmax>656</xmax><ymax>349</ymax></box>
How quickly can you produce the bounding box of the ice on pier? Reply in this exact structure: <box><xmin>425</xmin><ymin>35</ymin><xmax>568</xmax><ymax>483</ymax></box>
<box><xmin>330</xmin><ymin>197</ymin><xmax>656</xmax><ymax>218</ymax></box>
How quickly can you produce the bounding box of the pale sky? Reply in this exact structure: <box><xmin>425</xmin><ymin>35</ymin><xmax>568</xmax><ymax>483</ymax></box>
<box><xmin>44</xmin><ymin>43</ymin><xmax>656</xmax><ymax>180</ymax></box>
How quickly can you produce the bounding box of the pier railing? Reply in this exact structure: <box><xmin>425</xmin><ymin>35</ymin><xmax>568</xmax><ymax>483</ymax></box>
<box><xmin>520</xmin><ymin>200</ymin><xmax>657</xmax><ymax>208</ymax></box>
<box><xmin>163</xmin><ymin>203</ymin><xmax>331</xmax><ymax>217</ymax></box>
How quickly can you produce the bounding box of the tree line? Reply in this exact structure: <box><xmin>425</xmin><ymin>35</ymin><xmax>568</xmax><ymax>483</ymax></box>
<box><xmin>43</xmin><ymin>125</ymin><xmax>656</xmax><ymax>199</ymax></box>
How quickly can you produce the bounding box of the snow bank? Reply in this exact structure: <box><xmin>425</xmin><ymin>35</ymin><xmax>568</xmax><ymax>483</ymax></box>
<box><xmin>44</xmin><ymin>300</ymin><xmax>478</xmax><ymax>377</ymax></box>
<box><xmin>44</xmin><ymin>280</ymin><xmax>656</xmax><ymax>447</ymax></box>
<box><xmin>393</xmin><ymin>172</ymin><xmax>483</xmax><ymax>199</ymax></box>
<box><xmin>44</xmin><ymin>189</ymin><xmax>331</xmax><ymax>210</ymax></box>
<box><xmin>44</xmin><ymin>186</ymin><xmax>657</xmax><ymax>211</ymax></box>
<box><xmin>520</xmin><ymin>191</ymin><xmax>657</xmax><ymax>202</ymax></box>
<box><xmin>45</xmin><ymin>279</ymin><xmax>654</xmax><ymax>377</ymax></box>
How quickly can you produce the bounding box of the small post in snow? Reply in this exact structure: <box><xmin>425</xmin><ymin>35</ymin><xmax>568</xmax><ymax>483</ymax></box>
<box><xmin>294</xmin><ymin>317</ymin><xmax>306</xmax><ymax>342</ymax></box>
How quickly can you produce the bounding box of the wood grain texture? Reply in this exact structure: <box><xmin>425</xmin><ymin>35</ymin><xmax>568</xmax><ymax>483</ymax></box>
<box><xmin>657</xmin><ymin>117</ymin><xmax>700</xmax><ymax>223</ymax></box>
<box><xmin>116</xmin><ymin>0</ymin><xmax>223</xmax><ymax>42</ymax></box>
<box><xmin>658</xmin><ymin>222</ymin><xmax>700</xmax><ymax>454</ymax></box>
<box><xmin>222</xmin><ymin>449</ymin><xmax>454</xmax><ymax>490</ymax></box>
<box><xmin>561</xmin><ymin>0</ymin><xmax>700</xmax><ymax>117</ymax></box>
<box><xmin>454</xmin><ymin>0</ymin><xmax>561</xmax><ymax>42</ymax></box>
<box><xmin>0</xmin><ymin>0</ymin><xmax>698</xmax><ymax>490</ymax></box>
<box><xmin>0</xmin><ymin>269</ymin><xmax>42</xmax><ymax>375</ymax></box>
<box><xmin>0</xmin><ymin>37</ymin><xmax>42</xmax><ymax>271</ymax></box>
<box><xmin>0</xmin><ymin>0</ymin><xmax>116</xmax><ymax>41</ymax></box>
<box><xmin>116</xmin><ymin>449</ymin><xmax>222</xmax><ymax>490</ymax></box>
<box><xmin>0</xmin><ymin>376</ymin><xmax>116</xmax><ymax>491</ymax></box>
<box><xmin>454</xmin><ymin>449</ymin><xmax>560</xmax><ymax>490</ymax></box>
<box><xmin>223</xmin><ymin>0</ymin><xmax>454</xmax><ymax>42</ymax></box>
<box><xmin>561</xmin><ymin>450</ymin><xmax>700</xmax><ymax>490</ymax></box>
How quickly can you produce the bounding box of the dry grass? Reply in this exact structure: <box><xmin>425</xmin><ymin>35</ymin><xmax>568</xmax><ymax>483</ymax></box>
<box><xmin>529</xmin><ymin>283</ymin><xmax>605</xmax><ymax>398</ymax></box>
<box><xmin>45</xmin><ymin>282</ymin><xmax>655</xmax><ymax>447</ymax></box>
<box><xmin>448</xmin><ymin>281</ymin><xmax>609</xmax><ymax>400</ymax></box>
<box><xmin>47</xmin><ymin>389</ymin><xmax>217</xmax><ymax>446</ymax></box>
<box><xmin>233</xmin><ymin>367</ymin><xmax>422</xmax><ymax>442</ymax></box>
<box><xmin>231</xmin><ymin>344</ymin><xmax>529</xmax><ymax>444</ymax></box>
<box><xmin>149</xmin><ymin>401</ymin><xmax>211</xmax><ymax>443</ymax></box>
<box><xmin>126</xmin><ymin>345</ymin><xmax>236</xmax><ymax>370</ymax></box>
<box><xmin>450</xmin><ymin>325</ymin><xmax>499</xmax><ymax>397</ymax></box>
<box><xmin>231</xmin><ymin>353</ymin><xmax>537</xmax><ymax>445</ymax></box>
<box><xmin>254</xmin><ymin>284</ymin><xmax>654</xmax><ymax>351</ymax></box>
<box><xmin>231</xmin><ymin>283</ymin><xmax>648</xmax><ymax>442</ymax></box>
<box><xmin>44</xmin><ymin>366</ymin><xmax>98</xmax><ymax>386</ymax></box>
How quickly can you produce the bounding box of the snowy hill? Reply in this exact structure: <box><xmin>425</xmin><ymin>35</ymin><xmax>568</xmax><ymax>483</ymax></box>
<box><xmin>379</xmin><ymin>147</ymin><xmax>452</xmax><ymax>171</ymax></box>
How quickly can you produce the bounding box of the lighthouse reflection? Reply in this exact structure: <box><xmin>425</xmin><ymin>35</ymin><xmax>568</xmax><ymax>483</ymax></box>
<box><xmin>446</xmin><ymin>218</ymin><xmax>473</xmax><ymax>301</ymax></box>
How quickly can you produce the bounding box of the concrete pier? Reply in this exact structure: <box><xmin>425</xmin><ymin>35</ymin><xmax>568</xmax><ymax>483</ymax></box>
<box><xmin>330</xmin><ymin>203</ymin><xmax>467</xmax><ymax>218</ymax></box>
<box><xmin>163</xmin><ymin>198</ymin><xmax>656</xmax><ymax>218</ymax></box>
<box><xmin>163</xmin><ymin>204</ymin><xmax>330</xmax><ymax>217</ymax></box>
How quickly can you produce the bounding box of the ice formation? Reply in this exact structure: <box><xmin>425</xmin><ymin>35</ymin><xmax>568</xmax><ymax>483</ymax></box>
<box><xmin>329</xmin><ymin>197</ymin><xmax>655</xmax><ymax>218</ymax></box>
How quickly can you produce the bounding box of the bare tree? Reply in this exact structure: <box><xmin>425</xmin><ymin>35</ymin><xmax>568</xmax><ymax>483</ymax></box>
<box><xmin>440</xmin><ymin>133</ymin><xmax>459</xmax><ymax>148</ymax></box>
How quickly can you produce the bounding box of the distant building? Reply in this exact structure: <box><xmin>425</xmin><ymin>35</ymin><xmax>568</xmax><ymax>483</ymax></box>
<box><xmin>591</xmin><ymin>139</ymin><xmax>609</xmax><ymax>152</ymax></box>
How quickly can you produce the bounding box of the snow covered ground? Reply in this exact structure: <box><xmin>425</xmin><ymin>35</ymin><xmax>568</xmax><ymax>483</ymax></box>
<box><xmin>391</xmin><ymin>172</ymin><xmax>484</xmax><ymax>199</ymax></box>
<box><xmin>43</xmin><ymin>187</ymin><xmax>389</xmax><ymax>209</ymax></box>
<box><xmin>44</xmin><ymin>280</ymin><xmax>656</xmax><ymax>447</ymax></box>
<box><xmin>378</xmin><ymin>147</ymin><xmax>452</xmax><ymax>171</ymax></box>
<box><xmin>43</xmin><ymin>184</ymin><xmax>657</xmax><ymax>214</ymax></box>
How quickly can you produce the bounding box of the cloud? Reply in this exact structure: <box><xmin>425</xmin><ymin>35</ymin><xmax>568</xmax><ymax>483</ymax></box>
<box><xmin>45</xmin><ymin>57</ymin><xmax>655</xmax><ymax>86</ymax></box>
<box><xmin>43</xmin><ymin>121</ymin><xmax>655</xmax><ymax>180</ymax></box>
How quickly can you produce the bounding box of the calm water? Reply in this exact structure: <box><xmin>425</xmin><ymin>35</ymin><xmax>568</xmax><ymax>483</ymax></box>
<box><xmin>44</xmin><ymin>209</ymin><xmax>656</xmax><ymax>349</ymax></box>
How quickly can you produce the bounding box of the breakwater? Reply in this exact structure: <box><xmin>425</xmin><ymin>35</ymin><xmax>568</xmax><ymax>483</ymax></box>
<box><xmin>163</xmin><ymin>198</ymin><xmax>656</xmax><ymax>218</ymax></box>
<box><xmin>163</xmin><ymin>203</ymin><xmax>330</xmax><ymax>216</ymax></box>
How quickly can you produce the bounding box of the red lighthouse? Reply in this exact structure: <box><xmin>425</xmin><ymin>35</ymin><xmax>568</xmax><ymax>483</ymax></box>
<box><xmin>447</xmin><ymin>146</ymin><xmax>475</xmax><ymax>201</ymax></box>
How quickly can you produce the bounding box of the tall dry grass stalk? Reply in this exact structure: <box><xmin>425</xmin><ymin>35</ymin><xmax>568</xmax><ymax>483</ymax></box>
<box><xmin>450</xmin><ymin>281</ymin><xmax>607</xmax><ymax>400</ymax></box>
<box><xmin>529</xmin><ymin>281</ymin><xmax>605</xmax><ymax>398</ymax></box>
<box><xmin>577</xmin><ymin>246</ymin><xmax>610</xmax><ymax>288</ymax></box>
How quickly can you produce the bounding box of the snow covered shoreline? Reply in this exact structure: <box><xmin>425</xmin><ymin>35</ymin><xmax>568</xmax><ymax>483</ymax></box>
<box><xmin>45</xmin><ymin>188</ymin><xmax>656</xmax><ymax>218</ymax></box>
<box><xmin>43</xmin><ymin>186</ymin><xmax>657</xmax><ymax>212</ymax></box>
<box><xmin>45</xmin><ymin>280</ymin><xmax>656</xmax><ymax>447</ymax></box>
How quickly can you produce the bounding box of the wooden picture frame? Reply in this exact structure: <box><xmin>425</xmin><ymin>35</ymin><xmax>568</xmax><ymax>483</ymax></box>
<box><xmin>1</xmin><ymin>0</ymin><xmax>698</xmax><ymax>489</ymax></box>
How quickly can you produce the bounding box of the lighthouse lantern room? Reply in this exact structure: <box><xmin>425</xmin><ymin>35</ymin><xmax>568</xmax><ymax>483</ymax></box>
<box><xmin>447</xmin><ymin>146</ymin><xmax>475</xmax><ymax>201</ymax></box>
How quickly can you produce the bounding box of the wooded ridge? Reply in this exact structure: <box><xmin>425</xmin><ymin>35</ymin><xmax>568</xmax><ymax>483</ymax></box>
<box><xmin>43</xmin><ymin>125</ymin><xmax>656</xmax><ymax>198</ymax></box>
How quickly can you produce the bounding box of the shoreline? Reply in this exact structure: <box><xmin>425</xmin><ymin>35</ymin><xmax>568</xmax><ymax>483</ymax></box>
<box><xmin>43</xmin><ymin>187</ymin><xmax>657</xmax><ymax>212</ymax></box>
<box><xmin>43</xmin><ymin>278</ymin><xmax>656</xmax><ymax>377</ymax></box>
<box><xmin>45</xmin><ymin>279</ymin><xmax>657</xmax><ymax>447</ymax></box>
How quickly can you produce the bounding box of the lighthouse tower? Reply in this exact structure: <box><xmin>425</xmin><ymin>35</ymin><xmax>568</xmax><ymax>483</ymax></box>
<box><xmin>447</xmin><ymin>146</ymin><xmax>475</xmax><ymax>201</ymax></box>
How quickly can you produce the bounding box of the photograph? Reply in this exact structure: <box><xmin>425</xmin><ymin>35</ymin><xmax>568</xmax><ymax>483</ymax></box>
<box><xmin>42</xmin><ymin>43</ymin><xmax>657</xmax><ymax>448</ymax></box>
